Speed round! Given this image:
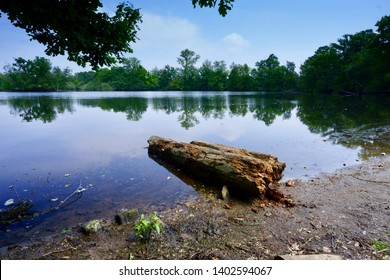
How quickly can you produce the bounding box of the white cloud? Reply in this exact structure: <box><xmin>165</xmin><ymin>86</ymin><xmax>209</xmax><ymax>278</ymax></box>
<box><xmin>131</xmin><ymin>13</ymin><xmax>257</xmax><ymax>69</ymax></box>
<box><xmin>221</xmin><ymin>33</ymin><xmax>251</xmax><ymax>52</ymax></box>
<box><xmin>136</xmin><ymin>13</ymin><xmax>201</xmax><ymax>47</ymax></box>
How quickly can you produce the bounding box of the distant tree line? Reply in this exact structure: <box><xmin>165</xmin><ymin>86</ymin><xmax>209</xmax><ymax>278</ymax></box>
<box><xmin>0</xmin><ymin>15</ymin><xmax>389</xmax><ymax>94</ymax></box>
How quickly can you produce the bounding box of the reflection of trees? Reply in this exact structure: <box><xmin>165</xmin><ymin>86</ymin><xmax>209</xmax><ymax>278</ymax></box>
<box><xmin>75</xmin><ymin>93</ymin><xmax>299</xmax><ymax>129</ymax></box>
<box><xmin>150</xmin><ymin>97</ymin><xmax>180</xmax><ymax>114</ymax></box>
<box><xmin>227</xmin><ymin>93</ymin><xmax>297</xmax><ymax>125</ymax></box>
<box><xmin>249</xmin><ymin>93</ymin><xmax>296</xmax><ymax>125</ymax></box>
<box><xmin>4</xmin><ymin>92</ymin><xmax>388</xmax><ymax>158</ymax></box>
<box><xmin>297</xmin><ymin>93</ymin><xmax>390</xmax><ymax>134</ymax></box>
<box><xmin>177</xmin><ymin>96</ymin><xmax>200</xmax><ymax>129</ymax></box>
<box><xmin>79</xmin><ymin>97</ymin><xmax>148</xmax><ymax>121</ymax></box>
<box><xmin>297</xmin><ymin>93</ymin><xmax>390</xmax><ymax>157</ymax></box>
<box><xmin>228</xmin><ymin>94</ymin><xmax>249</xmax><ymax>117</ymax></box>
<box><xmin>199</xmin><ymin>95</ymin><xmax>227</xmax><ymax>120</ymax></box>
<box><xmin>8</xmin><ymin>96</ymin><xmax>74</xmax><ymax>122</ymax></box>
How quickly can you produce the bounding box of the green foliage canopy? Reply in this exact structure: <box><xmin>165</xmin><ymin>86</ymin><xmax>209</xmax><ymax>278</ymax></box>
<box><xmin>0</xmin><ymin>1</ymin><xmax>142</xmax><ymax>70</ymax></box>
<box><xmin>300</xmin><ymin>15</ymin><xmax>390</xmax><ymax>94</ymax></box>
<box><xmin>0</xmin><ymin>0</ymin><xmax>235</xmax><ymax>70</ymax></box>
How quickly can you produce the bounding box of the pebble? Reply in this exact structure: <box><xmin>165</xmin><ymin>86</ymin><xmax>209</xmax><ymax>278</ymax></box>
<box><xmin>81</xmin><ymin>219</ymin><xmax>102</xmax><ymax>234</ymax></box>
<box><xmin>286</xmin><ymin>180</ymin><xmax>295</xmax><ymax>187</ymax></box>
<box><xmin>322</xmin><ymin>246</ymin><xmax>332</xmax><ymax>253</ymax></box>
<box><xmin>115</xmin><ymin>209</ymin><xmax>139</xmax><ymax>225</ymax></box>
<box><xmin>221</xmin><ymin>186</ymin><xmax>230</xmax><ymax>201</ymax></box>
<box><xmin>180</xmin><ymin>233</ymin><xmax>195</xmax><ymax>242</ymax></box>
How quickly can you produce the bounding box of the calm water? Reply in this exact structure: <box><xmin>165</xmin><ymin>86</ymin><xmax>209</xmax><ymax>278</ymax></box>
<box><xmin>0</xmin><ymin>91</ymin><xmax>389</xmax><ymax>246</ymax></box>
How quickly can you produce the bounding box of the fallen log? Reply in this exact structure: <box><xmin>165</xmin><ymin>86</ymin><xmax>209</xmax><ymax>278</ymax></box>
<box><xmin>147</xmin><ymin>136</ymin><xmax>286</xmax><ymax>198</ymax></box>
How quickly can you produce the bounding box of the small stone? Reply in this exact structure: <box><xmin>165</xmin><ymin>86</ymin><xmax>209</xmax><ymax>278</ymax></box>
<box><xmin>81</xmin><ymin>219</ymin><xmax>102</xmax><ymax>234</ymax></box>
<box><xmin>265</xmin><ymin>212</ymin><xmax>272</xmax><ymax>217</ymax></box>
<box><xmin>179</xmin><ymin>233</ymin><xmax>195</xmax><ymax>242</ymax></box>
<box><xmin>115</xmin><ymin>209</ymin><xmax>139</xmax><ymax>225</ymax></box>
<box><xmin>286</xmin><ymin>180</ymin><xmax>295</xmax><ymax>187</ymax></box>
<box><xmin>221</xmin><ymin>186</ymin><xmax>230</xmax><ymax>201</ymax></box>
<box><xmin>322</xmin><ymin>246</ymin><xmax>332</xmax><ymax>253</ymax></box>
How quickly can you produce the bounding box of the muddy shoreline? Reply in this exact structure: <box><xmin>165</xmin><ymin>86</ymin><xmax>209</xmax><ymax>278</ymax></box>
<box><xmin>1</xmin><ymin>156</ymin><xmax>389</xmax><ymax>260</ymax></box>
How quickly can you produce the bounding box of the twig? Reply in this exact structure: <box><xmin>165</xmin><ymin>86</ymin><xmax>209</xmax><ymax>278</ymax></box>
<box><xmin>350</xmin><ymin>175</ymin><xmax>390</xmax><ymax>185</ymax></box>
<box><xmin>27</xmin><ymin>174</ymin><xmax>50</xmax><ymax>200</ymax></box>
<box><xmin>9</xmin><ymin>185</ymin><xmax>21</xmax><ymax>203</ymax></box>
<box><xmin>43</xmin><ymin>180</ymin><xmax>85</xmax><ymax>214</ymax></box>
<box><xmin>377</xmin><ymin>248</ymin><xmax>390</xmax><ymax>254</ymax></box>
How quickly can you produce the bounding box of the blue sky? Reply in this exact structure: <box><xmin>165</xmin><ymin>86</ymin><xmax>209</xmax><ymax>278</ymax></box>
<box><xmin>0</xmin><ymin>0</ymin><xmax>389</xmax><ymax>73</ymax></box>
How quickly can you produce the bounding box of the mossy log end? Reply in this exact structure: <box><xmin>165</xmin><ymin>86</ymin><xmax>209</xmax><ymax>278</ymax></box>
<box><xmin>147</xmin><ymin>136</ymin><xmax>286</xmax><ymax>197</ymax></box>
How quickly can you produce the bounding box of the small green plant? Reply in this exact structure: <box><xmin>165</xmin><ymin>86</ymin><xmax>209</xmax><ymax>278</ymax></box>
<box><xmin>371</xmin><ymin>239</ymin><xmax>390</xmax><ymax>260</ymax></box>
<box><xmin>134</xmin><ymin>212</ymin><xmax>163</xmax><ymax>241</ymax></box>
<box><xmin>372</xmin><ymin>240</ymin><xmax>389</xmax><ymax>251</ymax></box>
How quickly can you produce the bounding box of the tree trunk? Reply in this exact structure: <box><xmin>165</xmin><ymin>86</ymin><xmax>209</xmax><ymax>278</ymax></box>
<box><xmin>147</xmin><ymin>136</ymin><xmax>286</xmax><ymax>197</ymax></box>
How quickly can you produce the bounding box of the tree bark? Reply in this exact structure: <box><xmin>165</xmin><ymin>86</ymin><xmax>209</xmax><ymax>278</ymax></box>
<box><xmin>147</xmin><ymin>136</ymin><xmax>286</xmax><ymax>197</ymax></box>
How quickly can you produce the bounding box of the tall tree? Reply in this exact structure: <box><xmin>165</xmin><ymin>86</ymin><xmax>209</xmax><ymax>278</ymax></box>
<box><xmin>154</xmin><ymin>65</ymin><xmax>179</xmax><ymax>90</ymax></box>
<box><xmin>177</xmin><ymin>49</ymin><xmax>201</xmax><ymax>90</ymax></box>
<box><xmin>300</xmin><ymin>46</ymin><xmax>343</xmax><ymax>93</ymax></box>
<box><xmin>370</xmin><ymin>15</ymin><xmax>390</xmax><ymax>92</ymax></box>
<box><xmin>198</xmin><ymin>60</ymin><xmax>228</xmax><ymax>91</ymax></box>
<box><xmin>3</xmin><ymin>56</ymin><xmax>56</xmax><ymax>91</ymax></box>
<box><xmin>227</xmin><ymin>63</ymin><xmax>253</xmax><ymax>91</ymax></box>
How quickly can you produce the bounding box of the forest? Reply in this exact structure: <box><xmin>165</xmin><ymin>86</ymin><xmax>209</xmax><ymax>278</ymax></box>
<box><xmin>0</xmin><ymin>15</ymin><xmax>389</xmax><ymax>94</ymax></box>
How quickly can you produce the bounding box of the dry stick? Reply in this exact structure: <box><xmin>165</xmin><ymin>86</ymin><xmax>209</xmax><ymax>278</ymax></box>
<box><xmin>27</xmin><ymin>174</ymin><xmax>50</xmax><ymax>200</ymax></box>
<box><xmin>377</xmin><ymin>248</ymin><xmax>390</xmax><ymax>254</ymax></box>
<box><xmin>9</xmin><ymin>185</ymin><xmax>21</xmax><ymax>203</ymax></box>
<box><xmin>43</xmin><ymin>180</ymin><xmax>85</xmax><ymax>214</ymax></box>
<box><xmin>350</xmin><ymin>175</ymin><xmax>390</xmax><ymax>185</ymax></box>
<box><xmin>54</xmin><ymin>180</ymin><xmax>85</xmax><ymax>210</ymax></box>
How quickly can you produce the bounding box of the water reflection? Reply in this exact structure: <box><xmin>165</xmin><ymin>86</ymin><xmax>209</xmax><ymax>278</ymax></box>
<box><xmin>7</xmin><ymin>96</ymin><xmax>74</xmax><ymax>123</ymax></box>
<box><xmin>0</xmin><ymin>91</ymin><xmax>389</xmax><ymax>246</ymax></box>
<box><xmin>78</xmin><ymin>93</ymin><xmax>299</xmax><ymax>129</ymax></box>
<box><xmin>1</xmin><ymin>91</ymin><xmax>388</xmax><ymax>162</ymax></box>
<box><xmin>297</xmin><ymin>93</ymin><xmax>390</xmax><ymax>157</ymax></box>
<box><xmin>2</xmin><ymin>93</ymin><xmax>388</xmax><ymax>152</ymax></box>
<box><xmin>79</xmin><ymin>97</ymin><xmax>148</xmax><ymax>121</ymax></box>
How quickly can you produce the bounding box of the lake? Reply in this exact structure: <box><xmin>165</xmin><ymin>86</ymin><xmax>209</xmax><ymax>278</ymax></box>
<box><xmin>0</xmin><ymin>91</ymin><xmax>389</xmax><ymax>246</ymax></box>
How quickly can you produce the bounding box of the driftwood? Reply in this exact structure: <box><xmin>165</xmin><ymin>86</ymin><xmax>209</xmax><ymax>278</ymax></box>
<box><xmin>147</xmin><ymin>136</ymin><xmax>286</xmax><ymax>198</ymax></box>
